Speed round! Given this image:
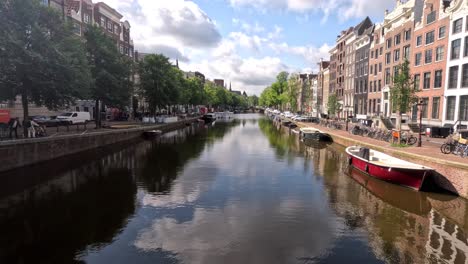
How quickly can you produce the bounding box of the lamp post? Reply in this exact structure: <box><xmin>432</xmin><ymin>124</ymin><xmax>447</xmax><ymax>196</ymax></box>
<box><xmin>416</xmin><ymin>99</ymin><xmax>427</xmax><ymax>147</ymax></box>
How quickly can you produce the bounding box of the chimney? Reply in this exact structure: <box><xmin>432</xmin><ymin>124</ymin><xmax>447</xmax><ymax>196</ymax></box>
<box><xmin>385</xmin><ymin>9</ymin><xmax>389</xmax><ymax>16</ymax></box>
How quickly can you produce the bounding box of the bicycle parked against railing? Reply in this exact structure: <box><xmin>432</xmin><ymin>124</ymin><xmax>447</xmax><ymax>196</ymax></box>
<box><xmin>400</xmin><ymin>131</ymin><xmax>417</xmax><ymax>146</ymax></box>
<box><xmin>440</xmin><ymin>133</ymin><xmax>460</xmax><ymax>154</ymax></box>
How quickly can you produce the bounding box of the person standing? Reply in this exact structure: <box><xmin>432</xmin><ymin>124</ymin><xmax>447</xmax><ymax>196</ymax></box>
<box><xmin>8</xmin><ymin>118</ymin><xmax>20</xmax><ymax>139</ymax></box>
<box><xmin>26</xmin><ymin>118</ymin><xmax>39</xmax><ymax>138</ymax></box>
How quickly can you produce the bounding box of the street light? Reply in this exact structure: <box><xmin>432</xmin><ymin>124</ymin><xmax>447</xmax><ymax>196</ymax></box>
<box><xmin>416</xmin><ymin>99</ymin><xmax>427</xmax><ymax>147</ymax></box>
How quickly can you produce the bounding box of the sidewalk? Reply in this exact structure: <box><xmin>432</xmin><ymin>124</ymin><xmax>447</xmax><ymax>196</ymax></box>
<box><xmin>296</xmin><ymin>121</ymin><xmax>468</xmax><ymax>169</ymax></box>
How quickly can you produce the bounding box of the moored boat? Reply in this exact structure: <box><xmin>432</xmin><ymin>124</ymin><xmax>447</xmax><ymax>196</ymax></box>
<box><xmin>345</xmin><ymin>146</ymin><xmax>433</xmax><ymax>191</ymax></box>
<box><xmin>201</xmin><ymin>113</ymin><xmax>216</xmax><ymax>123</ymax></box>
<box><xmin>143</xmin><ymin>130</ymin><xmax>162</xmax><ymax>139</ymax></box>
<box><xmin>300</xmin><ymin>127</ymin><xmax>333</xmax><ymax>142</ymax></box>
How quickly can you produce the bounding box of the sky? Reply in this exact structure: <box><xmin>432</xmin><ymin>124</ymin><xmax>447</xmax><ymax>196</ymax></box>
<box><xmin>103</xmin><ymin>0</ymin><xmax>396</xmax><ymax>95</ymax></box>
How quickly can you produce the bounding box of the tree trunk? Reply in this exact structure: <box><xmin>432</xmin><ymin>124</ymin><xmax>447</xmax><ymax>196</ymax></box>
<box><xmin>21</xmin><ymin>92</ymin><xmax>29</xmax><ymax>138</ymax></box>
<box><xmin>396</xmin><ymin>111</ymin><xmax>402</xmax><ymax>144</ymax></box>
<box><xmin>95</xmin><ymin>99</ymin><xmax>101</xmax><ymax>129</ymax></box>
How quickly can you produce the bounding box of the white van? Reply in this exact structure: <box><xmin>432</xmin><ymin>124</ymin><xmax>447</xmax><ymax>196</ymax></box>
<box><xmin>56</xmin><ymin>112</ymin><xmax>91</xmax><ymax>124</ymax></box>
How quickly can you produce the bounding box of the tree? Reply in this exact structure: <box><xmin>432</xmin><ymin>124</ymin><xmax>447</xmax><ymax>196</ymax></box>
<box><xmin>327</xmin><ymin>94</ymin><xmax>341</xmax><ymax>118</ymax></box>
<box><xmin>84</xmin><ymin>25</ymin><xmax>132</xmax><ymax>128</ymax></box>
<box><xmin>247</xmin><ymin>95</ymin><xmax>259</xmax><ymax>107</ymax></box>
<box><xmin>181</xmin><ymin>77</ymin><xmax>204</xmax><ymax>106</ymax></box>
<box><xmin>138</xmin><ymin>54</ymin><xmax>181</xmax><ymax>114</ymax></box>
<box><xmin>390</xmin><ymin>59</ymin><xmax>417</xmax><ymax>142</ymax></box>
<box><xmin>0</xmin><ymin>0</ymin><xmax>91</xmax><ymax>136</ymax></box>
<box><xmin>286</xmin><ymin>74</ymin><xmax>300</xmax><ymax>112</ymax></box>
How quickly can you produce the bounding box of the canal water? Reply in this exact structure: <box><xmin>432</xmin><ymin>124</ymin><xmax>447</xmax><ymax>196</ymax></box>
<box><xmin>1</xmin><ymin>114</ymin><xmax>467</xmax><ymax>264</ymax></box>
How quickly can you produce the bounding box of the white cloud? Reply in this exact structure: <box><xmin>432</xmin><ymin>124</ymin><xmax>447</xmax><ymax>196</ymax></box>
<box><xmin>229</xmin><ymin>0</ymin><xmax>394</xmax><ymax>21</ymax></box>
<box><xmin>270</xmin><ymin>42</ymin><xmax>332</xmax><ymax>65</ymax></box>
<box><xmin>103</xmin><ymin>0</ymin><xmax>221</xmax><ymax>57</ymax></box>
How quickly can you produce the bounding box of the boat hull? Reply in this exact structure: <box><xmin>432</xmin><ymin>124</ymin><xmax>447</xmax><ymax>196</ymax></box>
<box><xmin>348</xmin><ymin>155</ymin><xmax>430</xmax><ymax>191</ymax></box>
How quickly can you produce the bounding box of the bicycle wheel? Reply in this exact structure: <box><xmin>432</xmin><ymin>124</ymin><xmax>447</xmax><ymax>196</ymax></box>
<box><xmin>400</xmin><ymin>139</ymin><xmax>407</xmax><ymax>145</ymax></box>
<box><xmin>408</xmin><ymin>136</ymin><xmax>417</xmax><ymax>145</ymax></box>
<box><xmin>440</xmin><ymin>144</ymin><xmax>452</xmax><ymax>154</ymax></box>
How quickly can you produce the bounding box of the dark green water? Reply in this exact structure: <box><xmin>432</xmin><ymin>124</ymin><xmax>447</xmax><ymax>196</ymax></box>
<box><xmin>1</xmin><ymin>114</ymin><xmax>467</xmax><ymax>264</ymax></box>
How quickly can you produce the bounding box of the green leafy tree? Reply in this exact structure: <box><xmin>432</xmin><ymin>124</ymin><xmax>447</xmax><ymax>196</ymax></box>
<box><xmin>138</xmin><ymin>54</ymin><xmax>181</xmax><ymax>114</ymax></box>
<box><xmin>0</xmin><ymin>0</ymin><xmax>91</xmax><ymax>135</ymax></box>
<box><xmin>84</xmin><ymin>25</ymin><xmax>132</xmax><ymax>127</ymax></box>
<box><xmin>327</xmin><ymin>94</ymin><xmax>341</xmax><ymax>117</ymax></box>
<box><xmin>390</xmin><ymin>59</ymin><xmax>417</xmax><ymax>142</ymax></box>
<box><xmin>247</xmin><ymin>95</ymin><xmax>259</xmax><ymax>107</ymax></box>
<box><xmin>181</xmin><ymin>77</ymin><xmax>204</xmax><ymax>106</ymax></box>
<box><xmin>286</xmin><ymin>74</ymin><xmax>300</xmax><ymax>112</ymax></box>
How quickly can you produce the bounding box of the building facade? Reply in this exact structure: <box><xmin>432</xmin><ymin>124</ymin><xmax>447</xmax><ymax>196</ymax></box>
<box><xmin>368</xmin><ymin>23</ymin><xmax>385</xmax><ymax>119</ymax></box>
<box><xmin>412</xmin><ymin>0</ymin><xmax>450</xmax><ymax>127</ymax></box>
<box><xmin>353</xmin><ymin>18</ymin><xmax>374</xmax><ymax>117</ymax></box>
<box><xmin>381</xmin><ymin>0</ymin><xmax>423</xmax><ymax>119</ymax></box>
<box><xmin>442</xmin><ymin>0</ymin><xmax>468</xmax><ymax>128</ymax></box>
<box><xmin>317</xmin><ymin>60</ymin><xmax>330</xmax><ymax>116</ymax></box>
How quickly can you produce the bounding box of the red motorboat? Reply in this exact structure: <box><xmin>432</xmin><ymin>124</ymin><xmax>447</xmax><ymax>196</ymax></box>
<box><xmin>345</xmin><ymin>146</ymin><xmax>433</xmax><ymax>191</ymax></box>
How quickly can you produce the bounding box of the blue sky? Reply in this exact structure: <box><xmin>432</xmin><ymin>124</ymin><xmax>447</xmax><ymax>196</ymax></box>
<box><xmin>105</xmin><ymin>0</ymin><xmax>395</xmax><ymax>95</ymax></box>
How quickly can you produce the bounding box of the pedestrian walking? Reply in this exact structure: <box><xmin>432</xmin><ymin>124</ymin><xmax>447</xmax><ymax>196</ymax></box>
<box><xmin>8</xmin><ymin>118</ymin><xmax>20</xmax><ymax>139</ymax></box>
<box><xmin>26</xmin><ymin>118</ymin><xmax>39</xmax><ymax>138</ymax></box>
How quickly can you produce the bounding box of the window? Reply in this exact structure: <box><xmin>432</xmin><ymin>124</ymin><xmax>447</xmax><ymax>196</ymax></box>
<box><xmin>434</xmin><ymin>70</ymin><xmax>442</xmax><ymax>88</ymax></box>
<box><xmin>386</xmin><ymin>39</ymin><xmax>392</xmax><ymax>49</ymax></box>
<box><xmin>421</xmin><ymin>98</ymin><xmax>429</xmax><ymax>118</ymax></box>
<box><xmin>403</xmin><ymin>45</ymin><xmax>410</xmax><ymax>59</ymax></box>
<box><xmin>453</xmin><ymin>18</ymin><xmax>463</xmax><ymax>34</ymax></box>
<box><xmin>370</xmin><ymin>81</ymin><xmax>373</xmax><ymax>93</ymax></box>
<box><xmin>72</xmin><ymin>22</ymin><xmax>81</xmax><ymax>35</ymax></box>
<box><xmin>394</xmin><ymin>49</ymin><xmax>400</xmax><ymax>62</ymax></box>
<box><xmin>374</xmin><ymin>80</ymin><xmax>377</xmax><ymax>92</ymax></box>
<box><xmin>446</xmin><ymin>96</ymin><xmax>456</xmax><ymax>120</ymax></box>
<box><xmin>448</xmin><ymin>66</ymin><xmax>459</xmax><ymax>89</ymax></box>
<box><xmin>379</xmin><ymin>63</ymin><xmax>382</xmax><ymax>72</ymax></box>
<box><xmin>380</xmin><ymin>47</ymin><xmax>383</xmax><ymax>55</ymax></box>
<box><xmin>416</xmin><ymin>35</ymin><xmax>422</xmax><ymax>46</ymax></box>
<box><xmin>84</xmin><ymin>14</ymin><xmax>90</xmax><ymax>24</ymax></box>
<box><xmin>435</xmin><ymin>46</ymin><xmax>444</xmax><ymax>61</ymax></box>
<box><xmin>423</xmin><ymin>72</ymin><xmax>431</xmax><ymax>89</ymax></box>
<box><xmin>100</xmin><ymin>17</ymin><xmax>105</xmax><ymax>27</ymax></box>
<box><xmin>40</xmin><ymin>0</ymin><xmax>48</xmax><ymax>6</ymax></box>
<box><xmin>451</xmin><ymin>39</ymin><xmax>461</xmax><ymax>59</ymax></box>
<box><xmin>465</xmin><ymin>36</ymin><xmax>468</xmax><ymax>57</ymax></box>
<box><xmin>415</xmin><ymin>52</ymin><xmax>422</xmax><ymax>66</ymax></box>
<box><xmin>414</xmin><ymin>74</ymin><xmax>420</xmax><ymax>90</ymax></box>
<box><xmin>425</xmin><ymin>49</ymin><xmax>432</xmax><ymax>64</ymax></box>
<box><xmin>394</xmin><ymin>34</ymin><xmax>401</xmax><ymax>45</ymax></box>
<box><xmin>432</xmin><ymin>97</ymin><xmax>440</xmax><ymax>119</ymax></box>
<box><xmin>463</xmin><ymin>64</ymin><xmax>468</xmax><ymax>87</ymax></box>
<box><xmin>371</xmin><ymin>50</ymin><xmax>374</xmax><ymax>59</ymax></box>
<box><xmin>378</xmin><ymin>80</ymin><xmax>382</xmax><ymax>91</ymax></box>
<box><xmin>393</xmin><ymin>66</ymin><xmax>399</xmax><ymax>78</ymax></box>
<box><xmin>385</xmin><ymin>52</ymin><xmax>391</xmax><ymax>64</ymax></box>
<box><xmin>114</xmin><ymin>25</ymin><xmax>119</xmax><ymax>34</ymax></box>
<box><xmin>107</xmin><ymin>21</ymin><xmax>113</xmax><ymax>32</ymax></box>
<box><xmin>425</xmin><ymin>31</ymin><xmax>435</xmax><ymax>45</ymax></box>
<box><xmin>385</xmin><ymin>68</ymin><xmax>391</xmax><ymax>85</ymax></box>
<box><xmin>438</xmin><ymin>26</ymin><xmax>446</xmax><ymax>39</ymax></box>
<box><xmin>370</xmin><ymin>65</ymin><xmax>373</xmax><ymax>75</ymax></box>
<box><xmin>405</xmin><ymin>29</ymin><xmax>411</xmax><ymax>41</ymax></box>
<box><xmin>426</xmin><ymin>11</ymin><xmax>436</xmax><ymax>24</ymax></box>
<box><xmin>460</xmin><ymin>96</ymin><xmax>468</xmax><ymax>121</ymax></box>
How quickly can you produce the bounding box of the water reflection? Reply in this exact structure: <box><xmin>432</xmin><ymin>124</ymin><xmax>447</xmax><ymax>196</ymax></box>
<box><xmin>1</xmin><ymin>115</ymin><xmax>468</xmax><ymax>264</ymax></box>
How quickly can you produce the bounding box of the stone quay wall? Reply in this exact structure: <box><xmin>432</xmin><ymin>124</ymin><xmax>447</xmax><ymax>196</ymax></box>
<box><xmin>0</xmin><ymin>118</ymin><xmax>199</xmax><ymax>173</ymax></box>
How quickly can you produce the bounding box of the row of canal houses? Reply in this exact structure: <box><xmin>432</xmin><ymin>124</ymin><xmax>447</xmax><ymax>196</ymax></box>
<box><xmin>315</xmin><ymin>0</ymin><xmax>468</xmax><ymax>129</ymax></box>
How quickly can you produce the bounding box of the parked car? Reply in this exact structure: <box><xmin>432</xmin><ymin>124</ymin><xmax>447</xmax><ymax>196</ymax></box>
<box><xmin>56</xmin><ymin>112</ymin><xmax>91</xmax><ymax>124</ymax></box>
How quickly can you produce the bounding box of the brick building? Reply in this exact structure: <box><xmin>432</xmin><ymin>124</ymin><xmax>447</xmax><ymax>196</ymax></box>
<box><xmin>412</xmin><ymin>0</ymin><xmax>450</xmax><ymax>127</ymax></box>
<box><xmin>381</xmin><ymin>0</ymin><xmax>424</xmax><ymax>120</ymax></box>
<box><xmin>368</xmin><ymin>23</ymin><xmax>385</xmax><ymax>120</ymax></box>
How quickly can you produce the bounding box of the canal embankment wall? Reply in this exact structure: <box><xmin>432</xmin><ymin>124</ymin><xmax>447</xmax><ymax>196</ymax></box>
<box><xmin>0</xmin><ymin>118</ymin><xmax>199</xmax><ymax>173</ymax></box>
<box><xmin>294</xmin><ymin>122</ymin><xmax>468</xmax><ymax>199</ymax></box>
